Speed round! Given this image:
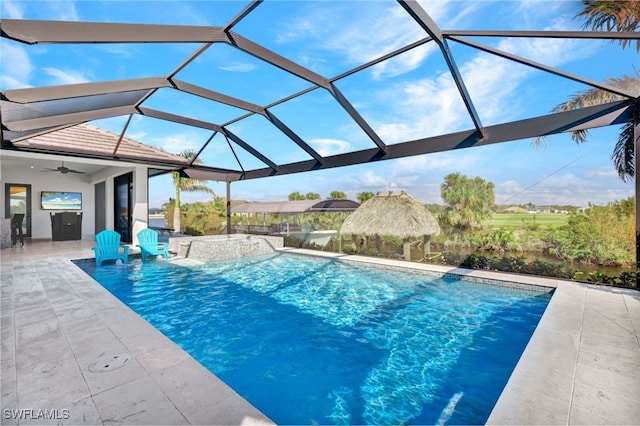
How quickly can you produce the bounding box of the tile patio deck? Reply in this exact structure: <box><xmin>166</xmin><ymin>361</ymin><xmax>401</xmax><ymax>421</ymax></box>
<box><xmin>1</xmin><ymin>239</ymin><xmax>272</xmax><ymax>425</ymax></box>
<box><xmin>1</xmin><ymin>239</ymin><xmax>639</xmax><ymax>425</ymax></box>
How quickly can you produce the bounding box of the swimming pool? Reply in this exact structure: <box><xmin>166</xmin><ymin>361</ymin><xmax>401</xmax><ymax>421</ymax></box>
<box><xmin>75</xmin><ymin>253</ymin><xmax>552</xmax><ymax>425</ymax></box>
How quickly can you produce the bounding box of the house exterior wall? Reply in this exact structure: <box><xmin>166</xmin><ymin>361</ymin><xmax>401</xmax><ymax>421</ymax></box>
<box><xmin>1</xmin><ymin>161</ymin><xmax>149</xmax><ymax>241</ymax></box>
<box><xmin>1</xmin><ymin>164</ymin><xmax>96</xmax><ymax>239</ymax></box>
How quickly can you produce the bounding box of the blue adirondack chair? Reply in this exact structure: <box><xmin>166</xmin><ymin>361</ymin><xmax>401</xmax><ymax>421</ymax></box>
<box><xmin>92</xmin><ymin>230</ymin><xmax>129</xmax><ymax>267</ymax></box>
<box><xmin>137</xmin><ymin>228</ymin><xmax>169</xmax><ymax>261</ymax></box>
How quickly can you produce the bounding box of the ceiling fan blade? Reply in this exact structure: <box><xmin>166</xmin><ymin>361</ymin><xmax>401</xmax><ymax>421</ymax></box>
<box><xmin>40</xmin><ymin>161</ymin><xmax>86</xmax><ymax>174</ymax></box>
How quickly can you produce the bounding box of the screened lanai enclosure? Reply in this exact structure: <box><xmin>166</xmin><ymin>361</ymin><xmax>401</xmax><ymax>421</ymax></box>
<box><xmin>1</xmin><ymin>0</ymin><xmax>638</xmax><ymax>271</ymax></box>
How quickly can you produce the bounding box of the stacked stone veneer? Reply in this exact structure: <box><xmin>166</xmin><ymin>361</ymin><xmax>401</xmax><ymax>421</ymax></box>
<box><xmin>168</xmin><ymin>234</ymin><xmax>283</xmax><ymax>262</ymax></box>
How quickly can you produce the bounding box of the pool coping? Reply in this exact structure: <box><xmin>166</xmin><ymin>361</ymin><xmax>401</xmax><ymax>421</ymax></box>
<box><xmin>2</xmin><ymin>242</ymin><xmax>639</xmax><ymax>425</ymax></box>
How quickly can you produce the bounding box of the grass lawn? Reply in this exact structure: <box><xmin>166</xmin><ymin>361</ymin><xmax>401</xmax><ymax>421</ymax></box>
<box><xmin>488</xmin><ymin>213</ymin><xmax>569</xmax><ymax>229</ymax></box>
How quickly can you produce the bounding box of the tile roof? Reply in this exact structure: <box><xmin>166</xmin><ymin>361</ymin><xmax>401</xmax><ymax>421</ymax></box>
<box><xmin>13</xmin><ymin>123</ymin><xmax>188</xmax><ymax>166</ymax></box>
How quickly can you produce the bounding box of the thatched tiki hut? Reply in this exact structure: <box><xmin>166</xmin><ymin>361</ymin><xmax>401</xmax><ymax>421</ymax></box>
<box><xmin>340</xmin><ymin>191</ymin><xmax>440</xmax><ymax>261</ymax></box>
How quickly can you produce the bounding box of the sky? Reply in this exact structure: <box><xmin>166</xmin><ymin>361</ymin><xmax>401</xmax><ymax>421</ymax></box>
<box><xmin>1</xmin><ymin>0</ymin><xmax>637</xmax><ymax>208</ymax></box>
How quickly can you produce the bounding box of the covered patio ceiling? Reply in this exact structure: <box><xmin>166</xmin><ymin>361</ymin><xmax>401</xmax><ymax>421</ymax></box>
<box><xmin>0</xmin><ymin>0</ymin><xmax>638</xmax><ymax>183</ymax></box>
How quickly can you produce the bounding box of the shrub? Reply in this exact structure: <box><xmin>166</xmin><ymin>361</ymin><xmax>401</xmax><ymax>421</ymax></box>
<box><xmin>473</xmin><ymin>227</ymin><xmax>519</xmax><ymax>252</ymax></box>
<box><xmin>437</xmin><ymin>253</ymin><xmax>633</xmax><ymax>287</ymax></box>
<box><xmin>584</xmin><ymin>271</ymin><xmax>637</xmax><ymax>287</ymax></box>
<box><xmin>544</xmin><ymin>198</ymin><xmax>634</xmax><ymax>266</ymax></box>
<box><xmin>184</xmin><ymin>225</ymin><xmax>204</xmax><ymax>236</ymax></box>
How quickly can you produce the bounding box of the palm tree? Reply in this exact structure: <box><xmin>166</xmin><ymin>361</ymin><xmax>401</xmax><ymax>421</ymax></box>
<box><xmin>329</xmin><ymin>190</ymin><xmax>347</xmax><ymax>199</ymax></box>
<box><xmin>172</xmin><ymin>150</ymin><xmax>216</xmax><ymax>233</ymax></box>
<box><xmin>357</xmin><ymin>191</ymin><xmax>375</xmax><ymax>203</ymax></box>
<box><xmin>440</xmin><ymin>172</ymin><xmax>495</xmax><ymax>233</ymax></box>
<box><xmin>288</xmin><ymin>191</ymin><xmax>305</xmax><ymax>200</ymax></box>
<box><xmin>535</xmin><ymin>1</ymin><xmax>640</xmax><ymax>182</ymax></box>
<box><xmin>305</xmin><ymin>192</ymin><xmax>321</xmax><ymax>200</ymax></box>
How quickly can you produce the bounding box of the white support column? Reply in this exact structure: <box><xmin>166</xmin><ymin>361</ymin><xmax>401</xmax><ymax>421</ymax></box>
<box><xmin>226</xmin><ymin>179</ymin><xmax>231</xmax><ymax>235</ymax></box>
<box><xmin>635</xmin><ymin>113</ymin><xmax>639</xmax><ymax>284</ymax></box>
<box><xmin>132</xmin><ymin>165</ymin><xmax>149</xmax><ymax>246</ymax></box>
<box><xmin>104</xmin><ymin>178</ymin><xmax>115</xmax><ymax>231</ymax></box>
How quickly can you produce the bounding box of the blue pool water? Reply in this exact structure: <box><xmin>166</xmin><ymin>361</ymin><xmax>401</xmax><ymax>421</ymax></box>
<box><xmin>74</xmin><ymin>254</ymin><xmax>551</xmax><ymax>425</ymax></box>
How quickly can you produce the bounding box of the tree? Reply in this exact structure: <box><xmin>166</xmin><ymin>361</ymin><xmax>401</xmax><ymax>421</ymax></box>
<box><xmin>288</xmin><ymin>191</ymin><xmax>305</xmax><ymax>200</ymax></box>
<box><xmin>546</xmin><ymin>197</ymin><xmax>635</xmax><ymax>266</ymax></box>
<box><xmin>440</xmin><ymin>172</ymin><xmax>495</xmax><ymax>233</ymax></box>
<box><xmin>534</xmin><ymin>1</ymin><xmax>640</xmax><ymax>181</ymax></box>
<box><xmin>357</xmin><ymin>192</ymin><xmax>374</xmax><ymax>203</ymax></box>
<box><xmin>172</xmin><ymin>150</ymin><xmax>216</xmax><ymax>233</ymax></box>
<box><xmin>180</xmin><ymin>198</ymin><xmax>227</xmax><ymax>236</ymax></box>
<box><xmin>329</xmin><ymin>190</ymin><xmax>347</xmax><ymax>199</ymax></box>
<box><xmin>305</xmin><ymin>192</ymin><xmax>321</xmax><ymax>200</ymax></box>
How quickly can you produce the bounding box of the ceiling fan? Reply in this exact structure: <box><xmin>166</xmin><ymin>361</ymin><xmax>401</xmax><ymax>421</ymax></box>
<box><xmin>41</xmin><ymin>161</ymin><xmax>86</xmax><ymax>175</ymax></box>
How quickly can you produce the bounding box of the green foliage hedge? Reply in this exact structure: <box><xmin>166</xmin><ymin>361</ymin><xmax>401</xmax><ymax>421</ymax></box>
<box><xmin>543</xmin><ymin>199</ymin><xmax>635</xmax><ymax>266</ymax></box>
<box><xmin>437</xmin><ymin>252</ymin><xmax>637</xmax><ymax>288</ymax></box>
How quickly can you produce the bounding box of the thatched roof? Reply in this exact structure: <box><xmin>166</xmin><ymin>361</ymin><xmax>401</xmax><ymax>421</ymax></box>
<box><xmin>340</xmin><ymin>191</ymin><xmax>440</xmax><ymax>238</ymax></box>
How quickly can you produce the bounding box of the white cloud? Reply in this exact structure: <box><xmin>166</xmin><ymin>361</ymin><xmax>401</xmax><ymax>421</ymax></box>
<box><xmin>370</xmin><ymin>31</ymin><xmax>591</xmax><ymax>144</ymax></box>
<box><xmin>98</xmin><ymin>45</ymin><xmax>139</xmax><ymax>59</ymax></box>
<box><xmin>218</xmin><ymin>63</ymin><xmax>258</xmax><ymax>72</ymax></box>
<box><xmin>459</xmin><ymin>51</ymin><xmax>528</xmax><ymax>122</ymax></box>
<box><xmin>497</xmin><ymin>34</ymin><xmax>597</xmax><ymax>69</ymax></box>
<box><xmin>373</xmin><ymin>72</ymin><xmax>471</xmax><ymax>142</ymax></box>
<box><xmin>589</xmin><ymin>169</ymin><xmax>619</xmax><ymax>178</ymax></box>
<box><xmin>0</xmin><ymin>0</ymin><xmax>77</xmax><ymax>21</ymax></box>
<box><xmin>513</xmin><ymin>1</ymin><xmax>577</xmax><ymax>29</ymax></box>
<box><xmin>43</xmin><ymin>67</ymin><xmax>90</xmax><ymax>85</ymax></box>
<box><xmin>496</xmin><ymin>170</ymin><xmax>633</xmax><ymax>206</ymax></box>
<box><xmin>0</xmin><ymin>41</ymin><xmax>33</xmax><ymax>89</ymax></box>
<box><xmin>337</xmin><ymin>169</ymin><xmax>394</xmax><ymax>189</ymax></box>
<box><xmin>364</xmin><ymin>0</ymin><xmax>605</xmax><ymax>145</ymax></box>
<box><xmin>276</xmin><ymin>2</ymin><xmax>436</xmax><ymax>78</ymax></box>
<box><xmin>418</xmin><ymin>0</ymin><xmax>486</xmax><ymax>28</ymax></box>
<box><xmin>48</xmin><ymin>0</ymin><xmax>79</xmax><ymax>21</ymax></box>
<box><xmin>126</xmin><ymin>130</ymin><xmax>149</xmax><ymax>141</ymax></box>
<box><xmin>392</xmin><ymin>151</ymin><xmax>480</xmax><ymax>175</ymax></box>
<box><xmin>154</xmin><ymin>133</ymin><xmax>202</xmax><ymax>154</ymax></box>
<box><xmin>370</xmin><ymin>44</ymin><xmax>437</xmax><ymax>80</ymax></box>
<box><xmin>311</xmin><ymin>138</ymin><xmax>351</xmax><ymax>156</ymax></box>
<box><xmin>1</xmin><ymin>0</ymin><xmax>24</xmax><ymax>18</ymax></box>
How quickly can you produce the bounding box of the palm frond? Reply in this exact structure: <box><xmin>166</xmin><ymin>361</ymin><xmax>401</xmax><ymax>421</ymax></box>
<box><xmin>571</xmin><ymin>129</ymin><xmax>590</xmax><ymax>144</ymax></box>
<box><xmin>577</xmin><ymin>0</ymin><xmax>640</xmax><ymax>50</ymax></box>
<box><xmin>537</xmin><ymin>73</ymin><xmax>640</xmax><ymax>147</ymax></box>
<box><xmin>612</xmin><ymin>121</ymin><xmax>636</xmax><ymax>182</ymax></box>
<box><xmin>553</xmin><ymin>73</ymin><xmax>640</xmax><ymax>114</ymax></box>
<box><xmin>181</xmin><ymin>183</ymin><xmax>216</xmax><ymax>195</ymax></box>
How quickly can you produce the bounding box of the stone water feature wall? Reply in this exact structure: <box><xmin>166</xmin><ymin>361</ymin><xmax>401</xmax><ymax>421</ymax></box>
<box><xmin>168</xmin><ymin>234</ymin><xmax>283</xmax><ymax>262</ymax></box>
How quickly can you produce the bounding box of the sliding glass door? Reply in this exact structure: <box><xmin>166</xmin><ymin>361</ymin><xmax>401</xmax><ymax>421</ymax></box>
<box><xmin>114</xmin><ymin>172</ymin><xmax>133</xmax><ymax>243</ymax></box>
<box><xmin>4</xmin><ymin>183</ymin><xmax>32</xmax><ymax>237</ymax></box>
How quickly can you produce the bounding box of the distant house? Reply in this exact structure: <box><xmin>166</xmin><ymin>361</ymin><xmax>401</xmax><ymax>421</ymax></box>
<box><xmin>232</xmin><ymin>199</ymin><xmax>360</xmax><ymax>216</ymax></box>
<box><xmin>502</xmin><ymin>206</ymin><xmax>527</xmax><ymax>214</ymax></box>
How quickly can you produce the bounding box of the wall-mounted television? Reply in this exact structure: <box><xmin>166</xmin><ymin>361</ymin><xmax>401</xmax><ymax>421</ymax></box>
<box><xmin>41</xmin><ymin>191</ymin><xmax>82</xmax><ymax>210</ymax></box>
